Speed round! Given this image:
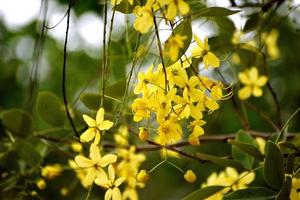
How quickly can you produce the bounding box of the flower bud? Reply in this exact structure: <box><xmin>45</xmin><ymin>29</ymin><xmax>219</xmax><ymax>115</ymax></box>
<box><xmin>137</xmin><ymin>170</ymin><xmax>150</xmax><ymax>183</ymax></box>
<box><xmin>184</xmin><ymin>170</ymin><xmax>196</xmax><ymax>183</ymax></box>
<box><xmin>139</xmin><ymin>127</ymin><xmax>149</xmax><ymax>141</ymax></box>
<box><xmin>188</xmin><ymin>134</ymin><xmax>200</xmax><ymax>146</ymax></box>
<box><xmin>36</xmin><ymin>179</ymin><xmax>46</xmax><ymax>190</ymax></box>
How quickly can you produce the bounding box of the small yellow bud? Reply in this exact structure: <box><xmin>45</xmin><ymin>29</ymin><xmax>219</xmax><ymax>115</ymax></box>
<box><xmin>139</xmin><ymin>127</ymin><xmax>149</xmax><ymax>141</ymax></box>
<box><xmin>188</xmin><ymin>134</ymin><xmax>200</xmax><ymax>146</ymax></box>
<box><xmin>137</xmin><ymin>170</ymin><xmax>150</xmax><ymax>183</ymax></box>
<box><xmin>71</xmin><ymin>142</ymin><xmax>82</xmax><ymax>152</ymax></box>
<box><xmin>41</xmin><ymin>164</ymin><xmax>63</xmax><ymax>180</ymax></box>
<box><xmin>36</xmin><ymin>179</ymin><xmax>46</xmax><ymax>190</ymax></box>
<box><xmin>60</xmin><ymin>187</ymin><xmax>69</xmax><ymax>196</ymax></box>
<box><xmin>184</xmin><ymin>170</ymin><xmax>196</xmax><ymax>183</ymax></box>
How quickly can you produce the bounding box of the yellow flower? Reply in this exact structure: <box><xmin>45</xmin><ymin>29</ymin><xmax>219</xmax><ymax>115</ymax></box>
<box><xmin>188</xmin><ymin>119</ymin><xmax>206</xmax><ymax>137</ymax></box>
<box><xmin>131</xmin><ymin>98</ymin><xmax>151</xmax><ymax>122</ymax></box>
<box><xmin>137</xmin><ymin>170</ymin><xmax>150</xmax><ymax>183</ymax></box>
<box><xmin>71</xmin><ymin>142</ymin><xmax>83</xmax><ymax>152</ymax></box>
<box><xmin>192</xmin><ymin>34</ymin><xmax>220</xmax><ymax>69</ymax></box>
<box><xmin>133</xmin><ymin>4</ymin><xmax>154</xmax><ymax>34</ymax></box>
<box><xmin>80</xmin><ymin>107</ymin><xmax>114</xmax><ymax>144</ymax></box>
<box><xmin>188</xmin><ymin>134</ymin><xmax>200</xmax><ymax>146</ymax></box>
<box><xmin>134</xmin><ymin>64</ymin><xmax>155</xmax><ymax>96</ymax></box>
<box><xmin>290</xmin><ymin>178</ymin><xmax>300</xmax><ymax>200</ymax></box>
<box><xmin>158</xmin><ymin>0</ymin><xmax>190</xmax><ymax>20</ymax></box>
<box><xmin>74</xmin><ymin>143</ymin><xmax>117</xmax><ymax>186</ymax></box>
<box><xmin>184</xmin><ymin>170</ymin><xmax>197</xmax><ymax>183</ymax></box>
<box><xmin>41</xmin><ymin>164</ymin><xmax>62</xmax><ymax>180</ymax></box>
<box><xmin>157</xmin><ymin>118</ymin><xmax>182</xmax><ymax>145</ymax></box>
<box><xmin>255</xmin><ymin>137</ymin><xmax>266</xmax><ymax>155</ymax></box>
<box><xmin>164</xmin><ymin>34</ymin><xmax>187</xmax><ymax>61</ymax></box>
<box><xmin>238</xmin><ymin>67</ymin><xmax>268</xmax><ymax>100</ymax></box>
<box><xmin>138</xmin><ymin>127</ymin><xmax>149</xmax><ymax>141</ymax></box>
<box><xmin>201</xmin><ymin>167</ymin><xmax>255</xmax><ymax>200</ymax></box>
<box><xmin>36</xmin><ymin>179</ymin><xmax>46</xmax><ymax>190</ymax></box>
<box><xmin>95</xmin><ymin>165</ymin><xmax>126</xmax><ymax>200</ymax></box>
<box><xmin>114</xmin><ymin>125</ymin><xmax>129</xmax><ymax>147</ymax></box>
<box><xmin>262</xmin><ymin>29</ymin><xmax>280</xmax><ymax>60</ymax></box>
<box><xmin>111</xmin><ymin>0</ymin><xmax>133</xmax><ymax>6</ymax></box>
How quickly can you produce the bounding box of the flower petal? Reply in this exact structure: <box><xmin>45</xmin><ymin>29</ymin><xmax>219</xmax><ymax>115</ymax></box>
<box><xmin>206</xmin><ymin>52</ymin><xmax>220</xmax><ymax>68</ymax></box>
<box><xmin>252</xmin><ymin>86</ymin><xmax>263</xmax><ymax>97</ymax></box>
<box><xmin>99</xmin><ymin>154</ymin><xmax>118</xmax><ymax>167</ymax></box>
<box><xmin>74</xmin><ymin>155</ymin><xmax>94</xmax><ymax>168</ymax></box>
<box><xmin>115</xmin><ymin>177</ymin><xmax>126</xmax><ymax>187</ymax></box>
<box><xmin>108</xmin><ymin>164</ymin><xmax>115</xmax><ymax>182</ymax></box>
<box><xmin>96</xmin><ymin>108</ymin><xmax>105</xmax><ymax>124</ymax></box>
<box><xmin>85</xmin><ymin>168</ymin><xmax>97</xmax><ymax>186</ymax></box>
<box><xmin>256</xmin><ymin>76</ymin><xmax>268</xmax><ymax>87</ymax></box>
<box><xmin>178</xmin><ymin>0</ymin><xmax>190</xmax><ymax>15</ymax></box>
<box><xmin>238</xmin><ymin>86</ymin><xmax>252</xmax><ymax>100</ymax></box>
<box><xmin>112</xmin><ymin>187</ymin><xmax>122</xmax><ymax>200</ymax></box>
<box><xmin>80</xmin><ymin>128</ymin><xmax>96</xmax><ymax>143</ymax></box>
<box><xmin>89</xmin><ymin>143</ymin><xmax>101</xmax><ymax>162</ymax></box>
<box><xmin>83</xmin><ymin>114</ymin><xmax>96</xmax><ymax>127</ymax></box>
<box><xmin>194</xmin><ymin>34</ymin><xmax>204</xmax><ymax>50</ymax></box>
<box><xmin>99</xmin><ymin>120</ymin><xmax>114</xmax><ymax>130</ymax></box>
<box><xmin>105</xmin><ymin>189</ymin><xmax>113</xmax><ymax>200</ymax></box>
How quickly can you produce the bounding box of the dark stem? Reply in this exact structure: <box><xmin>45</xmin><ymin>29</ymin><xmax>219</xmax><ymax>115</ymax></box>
<box><xmin>62</xmin><ymin>0</ymin><xmax>79</xmax><ymax>137</ymax></box>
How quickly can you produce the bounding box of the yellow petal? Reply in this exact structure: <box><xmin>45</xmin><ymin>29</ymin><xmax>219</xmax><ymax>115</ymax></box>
<box><xmin>194</xmin><ymin>34</ymin><xmax>204</xmax><ymax>50</ymax></box>
<box><xmin>206</xmin><ymin>52</ymin><xmax>220</xmax><ymax>68</ymax></box>
<box><xmin>96</xmin><ymin>108</ymin><xmax>105</xmax><ymax>124</ymax></box>
<box><xmin>166</xmin><ymin>3</ymin><xmax>177</xmax><ymax>20</ymax></box>
<box><xmin>248</xmin><ymin>67</ymin><xmax>258</xmax><ymax>82</ymax></box>
<box><xmin>99</xmin><ymin>154</ymin><xmax>118</xmax><ymax>167</ymax></box>
<box><xmin>108</xmin><ymin>164</ymin><xmax>115</xmax><ymax>182</ymax></box>
<box><xmin>256</xmin><ymin>76</ymin><xmax>268</xmax><ymax>87</ymax></box>
<box><xmin>105</xmin><ymin>189</ymin><xmax>113</xmax><ymax>200</ymax></box>
<box><xmin>99</xmin><ymin>120</ymin><xmax>114</xmax><ymax>130</ymax></box>
<box><xmin>94</xmin><ymin>132</ymin><xmax>101</xmax><ymax>145</ymax></box>
<box><xmin>239</xmin><ymin>172</ymin><xmax>255</xmax><ymax>185</ymax></box>
<box><xmin>238</xmin><ymin>86</ymin><xmax>252</xmax><ymax>100</ymax></box>
<box><xmin>74</xmin><ymin>155</ymin><xmax>94</xmax><ymax>168</ymax></box>
<box><xmin>238</xmin><ymin>72</ymin><xmax>251</xmax><ymax>85</ymax></box>
<box><xmin>112</xmin><ymin>187</ymin><xmax>122</xmax><ymax>200</ymax></box>
<box><xmin>89</xmin><ymin>143</ymin><xmax>101</xmax><ymax>162</ymax></box>
<box><xmin>85</xmin><ymin>168</ymin><xmax>97</xmax><ymax>186</ymax></box>
<box><xmin>178</xmin><ymin>0</ymin><xmax>190</xmax><ymax>15</ymax></box>
<box><xmin>83</xmin><ymin>114</ymin><xmax>96</xmax><ymax>127</ymax></box>
<box><xmin>192</xmin><ymin>126</ymin><xmax>204</xmax><ymax>137</ymax></box>
<box><xmin>115</xmin><ymin>177</ymin><xmax>126</xmax><ymax>187</ymax></box>
<box><xmin>95</xmin><ymin>171</ymin><xmax>109</xmax><ymax>188</ymax></box>
<box><xmin>80</xmin><ymin>128</ymin><xmax>97</xmax><ymax>143</ymax></box>
<box><xmin>252</xmin><ymin>86</ymin><xmax>263</xmax><ymax>97</ymax></box>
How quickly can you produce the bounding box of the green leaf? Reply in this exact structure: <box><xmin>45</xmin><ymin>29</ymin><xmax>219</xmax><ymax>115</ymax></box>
<box><xmin>196</xmin><ymin>152</ymin><xmax>245</xmax><ymax>172</ymax></box>
<box><xmin>1</xmin><ymin>109</ymin><xmax>33</xmax><ymax>137</ymax></box>
<box><xmin>37</xmin><ymin>91</ymin><xmax>65</xmax><ymax>126</ymax></box>
<box><xmin>278</xmin><ymin>141</ymin><xmax>300</xmax><ymax>153</ymax></box>
<box><xmin>223</xmin><ymin>187</ymin><xmax>277</xmax><ymax>200</ymax></box>
<box><xmin>276</xmin><ymin>176</ymin><xmax>292</xmax><ymax>200</ymax></box>
<box><xmin>230</xmin><ymin>131</ymin><xmax>264</xmax><ymax>162</ymax></box>
<box><xmin>114</xmin><ymin>0</ymin><xmax>140</xmax><ymax>14</ymax></box>
<box><xmin>243</xmin><ymin>13</ymin><xmax>260</xmax><ymax>32</ymax></box>
<box><xmin>264</xmin><ymin>141</ymin><xmax>284</xmax><ymax>191</ymax></box>
<box><xmin>163</xmin><ymin>20</ymin><xmax>192</xmax><ymax>67</ymax></box>
<box><xmin>183</xmin><ymin>186</ymin><xmax>225</xmax><ymax>200</ymax></box>
<box><xmin>194</xmin><ymin>7</ymin><xmax>240</xmax><ymax>17</ymax></box>
<box><xmin>80</xmin><ymin>93</ymin><xmax>114</xmax><ymax>111</ymax></box>
<box><xmin>230</xmin><ymin>130</ymin><xmax>262</xmax><ymax>169</ymax></box>
<box><xmin>14</xmin><ymin>139</ymin><xmax>42</xmax><ymax>167</ymax></box>
<box><xmin>214</xmin><ymin>17</ymin><xmax>235</xmax><ymax>32</ymax></box>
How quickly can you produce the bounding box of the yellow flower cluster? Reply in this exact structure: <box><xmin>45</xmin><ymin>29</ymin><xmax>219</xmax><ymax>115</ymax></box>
<box><xmin>133</xmin><ymin>0</ymin><xmax>190</xmax><ymax>33</ymax></box>
<box><xmin>201</xmin><ymin>167</ymin><xmax>255</xmax><ymax>200</ymax></box>
<box><xmin>70</xmin><ymin>108</ymin><xmax>127</xmax><ymax>200</ymax></box>
<box><xmin>132</xmin><ymin>50</ymin><xmax>223</xmax><ymax>145</ymax></box>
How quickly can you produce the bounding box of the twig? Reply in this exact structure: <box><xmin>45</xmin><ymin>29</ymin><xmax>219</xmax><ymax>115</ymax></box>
<box><xmin>62</xmin><ymin>0</ymin><xmax>79</xmax><ymax>137</ymax></box>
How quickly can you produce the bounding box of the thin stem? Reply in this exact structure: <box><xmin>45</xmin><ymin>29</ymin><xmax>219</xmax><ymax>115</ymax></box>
<box><xmin>62</xmin><ymin>0</ymin><xmax>79</xmax><ymax>137</ymax></box>
<box><xmin>101</xmin><ymin>0</ymin><xmax>108</xmax><ymax>107</ymax></box>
